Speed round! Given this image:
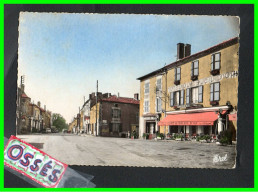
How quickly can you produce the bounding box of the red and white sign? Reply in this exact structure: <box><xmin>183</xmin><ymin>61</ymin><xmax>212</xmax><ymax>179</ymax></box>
<box><xmin>4</xmin><ymin>135</ymin><xmax>67</xmax><ymax>188</ymax></box>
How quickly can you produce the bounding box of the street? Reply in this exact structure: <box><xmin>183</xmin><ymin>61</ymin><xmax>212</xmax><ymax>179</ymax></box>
<box><xmin>17</xmin><ymin>133</ymin><xmax>236</xmax><ymax>169</ymax></box>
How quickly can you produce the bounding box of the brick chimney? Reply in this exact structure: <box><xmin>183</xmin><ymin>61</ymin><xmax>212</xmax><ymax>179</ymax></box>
<box><xmin>184</xmin><ymin>44</ymin><xmax>191</xmax><ymax>57</ymax></box>
<box><xmin>44</xmin><ymin>105</ymin><xmax>46</xmax><ymax>111</ymax></box>
<box><xmin>177</xmin><ymin>43</ymin><xmax>185</xmax><ymax>60</ymax></box>
<box><xmin>37</xmin><ymin>101</ymin><xmax>41</xmax><ymax>108</ymax></box>
<box><xmin>134</xmin><ymin>93</ymin><xmax>139</xmax><ymax>100</ymax></box>
<box><xmin>177</xmin><ymin>43</ymin><xmax>191</xmax><ymax>60</ymax></box>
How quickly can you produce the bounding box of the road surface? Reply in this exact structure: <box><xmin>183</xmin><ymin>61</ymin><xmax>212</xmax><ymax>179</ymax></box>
<box><xmin>17</xmin><ymin>133</ymin><xmax>236</xmax><ymax>169</ymax></box>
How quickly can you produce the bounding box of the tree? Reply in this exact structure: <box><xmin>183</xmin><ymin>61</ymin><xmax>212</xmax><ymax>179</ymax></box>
<box><xmin>52</xmin><ymin>113</ymin><xmax>68</xmax><ymax>131</ymax></box>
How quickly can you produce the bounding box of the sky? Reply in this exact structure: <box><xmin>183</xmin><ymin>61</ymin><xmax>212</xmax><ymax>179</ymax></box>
<box><xmin>18</xmin><ymin>13</ymin><xmax>239</xmax><ymax>123</ymax></box>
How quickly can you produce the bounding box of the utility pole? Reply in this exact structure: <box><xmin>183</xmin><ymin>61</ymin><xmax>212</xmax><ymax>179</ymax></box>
<box><xmin>96</xmin><ymin>80</ymin><xmax>98</xmax><ymax>136</ymax></box>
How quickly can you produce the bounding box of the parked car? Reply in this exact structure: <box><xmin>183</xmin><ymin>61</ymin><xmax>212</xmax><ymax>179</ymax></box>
<box><xmin>46</xmin><ymin>128</ymin><xmax>51</xmax><ymax>133</ymax></box>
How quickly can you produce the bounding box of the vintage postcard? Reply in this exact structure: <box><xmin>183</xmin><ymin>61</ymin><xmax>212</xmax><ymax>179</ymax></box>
<box><xmin>16</xmin><ymin>12</ymin><xmax>239</xmax><ymax>168</ymax></box>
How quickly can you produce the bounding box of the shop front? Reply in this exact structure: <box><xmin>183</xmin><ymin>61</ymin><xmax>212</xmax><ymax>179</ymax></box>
<box><xmin>158</xmin><ymin>110</ymin><xmax>227</xmax><ymax>138</ymax></box>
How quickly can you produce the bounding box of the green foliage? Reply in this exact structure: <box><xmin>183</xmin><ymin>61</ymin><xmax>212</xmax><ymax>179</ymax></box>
<box><xmin>219</xmin><ymin>130</ymin><xmax>232</xmax><ymax>145</ymax></box>
<box><xmin>174</xmin><ymin>133</ymin><xmax>183</xmax><ymax>139</ymax></box>
<box><xmin>197</xmin><ymin>135</ymin><xmax>211</xmax><ymax>141</ymax></box>
<box><xmin>156</xmin><ymin>132</ymin><xmax>165</xmax><ymax>139</ymax></box>
<box><xmin>132</xmin><ymin>130</ymin><xmax>138</xmax><ymax>139</ymax></box>
<box><xmin>32</xmin><ymin>127</ymin><xmax>37</xmax><ymax>133</ymax></box>
<box><xmin>52</xmin><ymin>113</ymin><xmax>68</xmax><ymax>131</ymax></box>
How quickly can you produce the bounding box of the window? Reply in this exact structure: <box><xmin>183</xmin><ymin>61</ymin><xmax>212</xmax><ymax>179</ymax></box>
<box><xmin>144</xmin><ymin>100</ymin><xmax>149</xmax><ymax>113</ymax></box>
<box><xmin>186</xmin><ymin>86</ymin><xmax>203</xmax><ymax>104</ymax></box>
<box><xmin>112</xmin><ymin>123</ymin><xmax>121</xmax><ymax>132</ymax></box>
<box><xmin>170</xmin><ymin>90</ymin><xmax>184</xmax><ymax>106</ymax></box>
<box><xmin>191</xmin><ymin>60</ymin><xmax>199</xmax><ymax>76</ymax></box>
<box><xmin>156</xmin><ymin>98</ymin><xmax>162</xmax><ymax>112</ymax></box>
<box><xmin>211</xmin><ymin>53</ymin><xmax>221</xmax><ymax>70</ymax></box>
<box><xmin>156</xmin><ymin>78</ymin><xmax>162</xmax><ymax>91</ymax></box>
<box><xmin>210</xmin><ymin>82</ymin><xmax>220</xmax><ymax>101</ymax></box>
<box><xmin>112</xmin><ymin>108</ymin><xmax>121</xmax><ymax>118</ymax></box>
<box><xmin>144</xmin><ymin>82</ymin><xmax>150</xmax><ymax>94</ymax></box>
<box><xmin>136</xmin><ymin>112</ymin><xmax>139</xmax><ymax>123</ymax></box>
<box><xmin>191</xmin><ymin>87</ymin><xmax>198</xmax><ymax>104</ymax></box>
<box><xmin>175</xmin><ymin>67</ymin><xmax>181</xmax><ymax>81</ymax></box>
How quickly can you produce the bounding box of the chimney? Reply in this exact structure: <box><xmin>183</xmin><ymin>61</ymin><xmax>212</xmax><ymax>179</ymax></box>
<box><xmin>177</xmin><ymin>43</ymin><xmax>185</xmax><ymax>60</ymax></box>
<box><xmin>21</xmin><ymin>84</ymin><xmax>25</xmax><ymax>93</ymax></box>
<box><xmin>44</xmin><ymin>105</ymin><xmax>46</xmax><ymax>111</ymax></box>
<box><xmin>37</xmin><ymin>101</ymin><xmax>41</xmax><ymax>108</ymax></box>
<box><xmin>108</xmin><ymin>93</ymin><xmax>111</xmax><ymax>98</ymax></box>
<box><xmin>184</xmin><ymin>44</ymin><xmax>191</xmax><ymax>57</ymax></box>
<box><xmin>134</xmin><ymin>93</ymin><xmax>139</xmax><ymax>100</ymax></box>
<box><xmin>118</xmin><ymin>92</ymin><xmax>120</xmax><ymax>97</ymax></box>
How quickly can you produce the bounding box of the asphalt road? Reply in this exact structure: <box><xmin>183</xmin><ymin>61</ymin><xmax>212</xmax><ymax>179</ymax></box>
<box><xmin>17</xmin><ymin>133</ymin><xmax>236</xmax><ymax>169</ymax></box>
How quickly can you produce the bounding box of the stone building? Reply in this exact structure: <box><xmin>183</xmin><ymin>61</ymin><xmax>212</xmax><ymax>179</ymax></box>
<box><xmin>137</xmin><ymin>37</ymin><xmax>239</xmax><ymax>140</ymax></box>
<box><xmin>89</xmin><ymin>93</ymin><xmax>139</xmax><ymax>137</ymax></box>
<box><xmin>16</xmin><ymin>79</ymin><xmax>52</xmax><ymax>134</ymax></box>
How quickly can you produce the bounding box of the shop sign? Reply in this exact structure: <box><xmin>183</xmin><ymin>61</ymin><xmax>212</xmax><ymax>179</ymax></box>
<box><xmin>168</xmin><ymin>71</ymin><xmax>238</xmax><ymax>92</ymax></box>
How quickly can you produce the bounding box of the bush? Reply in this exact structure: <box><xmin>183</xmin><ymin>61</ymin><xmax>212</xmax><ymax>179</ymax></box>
<box><xmin>219</xmin><ymin>130</ymin><xmax>232</xmax><ymax>145</ymax></box>
<box><xmin>32</xmin><ymin>127</ymin><xmax>37</xmax><ymax>133</ymax></box>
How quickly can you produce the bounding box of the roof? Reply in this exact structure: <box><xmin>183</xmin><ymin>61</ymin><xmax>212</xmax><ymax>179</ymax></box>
<box><xmin>101</xmin><ymin>95</ymin><xmax>139</xmax><ymax>105</ymax></box>
<box><xmin>137</xmin><ymin>36</ymin><xmax>239</xmax><ymax>81</ymax></box>
<box><xmin>21</xmin><ymin>93</ymin><xmax>30</xmax><ymax>99</ymax></box>
<box><xmin>29</xmin><ymin>103</ymin><xmax>46</xmax><ymax>112</ymax></box>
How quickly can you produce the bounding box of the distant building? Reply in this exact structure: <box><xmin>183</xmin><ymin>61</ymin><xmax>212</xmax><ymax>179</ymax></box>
<box><xmin>16</xmin><ymin>78</ymin><xmax>52</xmax><ymax>134</ymax></box>
<box><xmin>89</xmin><ymin>93</ymin><xmax>139</xmax><ymax>137</ymax></box>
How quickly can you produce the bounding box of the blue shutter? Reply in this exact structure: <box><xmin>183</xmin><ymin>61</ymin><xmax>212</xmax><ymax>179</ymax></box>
<box><xmin>170</xmin><ymin>92</ymin><xmax>174</xmax><ymax>106</ymax></box>
<box><xmin>191</xmin><ymin>62</ymin><xmax>193</xmax><ymax>76</ymax></box>
<box><xmin>180</xmin><ymin>90</ymin><xmax>184</xmax><ymax>105</ymax></box>
<box><xmin>210</xmin><ymin>84</ymin><xmax>214</xmax><ymax>101</ymax></box>
<box><xmin>186</xmin><ymin>88</ymin><xmax>190</xmax><ymax>104</ymax></box>
<box><xmin>198</xmin><ymin>85</ymin><xmax>203</xmax><ymax>103</ymax></box>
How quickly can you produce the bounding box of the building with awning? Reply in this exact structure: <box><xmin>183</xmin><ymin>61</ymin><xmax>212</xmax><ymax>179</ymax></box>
<box><xmin>137</xmin><ymin>37</ymin><xmax>239</xmax><ymax>140</ymax></box>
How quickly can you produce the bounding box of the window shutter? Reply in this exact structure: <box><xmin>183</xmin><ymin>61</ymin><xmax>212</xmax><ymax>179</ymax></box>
<box><xmin>191</xmin><ymin>62</ymin><xmax>193</xmax><ymax>76</ymax></box>
<box><xmin>119</xmin><ymin>109</ymin><xmax>121</xmax><ymax>118</ymax></box>
<box><xmin>170</xmin><ymin>92</ymin><xmax>174</xmax><ymax>106</ymax></box>
<box><xmin>174</xmin><ymin>68</ymin><xmax>177</xmax><ymax>81</ymax></box>
<box><xmin>197</xmin><ymin>61</ymin><xmax>199</xmax><ymax>76</ymax></box>
<box><xmin>112</xmin><ymin>108</ymin><xmax>113</xmax><ymax>118</ymax></box>
<box><xmin>178</xmin><ymin>67</ymin><xmax>181</xmax><ymax>80</ymax></box>
<box><xmin>180</xmin><ymin>90</ymin><xmax>184</xmax><ymax>105</ymax></box>
<box><xmin>186</xmin><ymin>88</ymin><xmax>190</xmax><ymax>104</ymax></box>
<box><xmin>211</xmin><ymin>54</ymin><xmax>214</xmax><ymax>70</ymax></box>
<box><xmin>210</xmin><ymin>84</ymin><xmax>214</xmax><ymax>101</ymax></box>
<box><xmin>198</xmin><ymin>85</ymin><xmax>203</xmax><ymax>103</ymax></box>
<box><xmin>218</xmin><ymin>52</ymin><xmax>221</xmax><ymax>69</ymax></box>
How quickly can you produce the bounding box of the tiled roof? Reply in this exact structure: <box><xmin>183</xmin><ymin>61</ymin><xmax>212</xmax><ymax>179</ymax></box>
<box><xmin>29</xmin><ymin>103</ymin><xmax>46</xmax><ymax>112</ymax></box>
<box><xmin>21</xmin><ymin>93</ymin><xmax>30</xmax><ymax>99</ymax></box>
<box><xmin>102</xmin><ymin>95</ymin><xmax>139</xmax><ymax>105</ymax></box>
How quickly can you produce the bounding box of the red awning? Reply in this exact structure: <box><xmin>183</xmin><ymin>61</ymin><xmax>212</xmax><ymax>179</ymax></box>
<box><xmin>228</xmin><ymin>113</ymin><xmax>237</xmax><ymax>121</ymax></box>
<box><xmin>158</xmin><ymin>111</ymin><xmax>226</xmax><ymax>126</ymax></box>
